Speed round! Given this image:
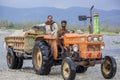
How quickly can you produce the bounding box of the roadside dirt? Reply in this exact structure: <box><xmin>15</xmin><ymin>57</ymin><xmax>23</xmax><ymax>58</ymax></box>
<box><xmin>0</xmin><ymin>30</ymin><xmax>120</xmax><ymax>80</ymax></box>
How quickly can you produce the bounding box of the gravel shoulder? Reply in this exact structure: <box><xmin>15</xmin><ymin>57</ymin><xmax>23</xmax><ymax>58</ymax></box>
<box><xmin>0</xmin><ymin>30</ymin><xmax>120</xmax><ymax>80</ymax></box>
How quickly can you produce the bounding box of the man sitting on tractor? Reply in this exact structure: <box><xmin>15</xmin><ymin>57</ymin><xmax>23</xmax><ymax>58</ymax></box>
<box><xmin>57</xmin><ymin>20</ymin><xmax>69</xmax><ymax>39</ymax></box>
<box><xmin>45</xmin><ymin>15</ymin><xmax>58</xmax><ymax>37</ymax></box>
<box><xmin>57</xmin><ymin>20</ymin><xmax>69</xmax><ymax>47</ymax></box>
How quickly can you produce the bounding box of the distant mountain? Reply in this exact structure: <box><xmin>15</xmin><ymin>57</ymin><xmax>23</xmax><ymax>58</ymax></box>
<box><xmin>0</xmin><ymin>6</ymin><xmax>120</xmax><ymax>27</ymax></box>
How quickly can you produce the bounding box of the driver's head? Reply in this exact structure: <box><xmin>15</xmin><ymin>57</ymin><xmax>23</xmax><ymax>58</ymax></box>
<box><xmin>47</xmin><ymin>15</ymin><xmax>53</xmax><ymax>22</ymax></box>
<box><xmin>61</xmin><ymin>20</ymin><xmax>67</xmax><ymax>29</ymax></box>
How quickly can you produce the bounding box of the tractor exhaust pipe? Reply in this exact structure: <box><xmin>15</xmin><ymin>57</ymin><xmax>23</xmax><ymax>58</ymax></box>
<box><xmin>89</xmin><ymin>5</ymin><xmax>94</xmax><ymax>34</ymax></box>
<box><xmin>78</xmin><ymin>5</ymin><xmax>94</xmax><ymax>34</ymax></box>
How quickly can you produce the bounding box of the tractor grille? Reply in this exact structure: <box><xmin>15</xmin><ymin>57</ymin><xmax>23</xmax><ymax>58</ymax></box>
<box><xmin>87</xmin><ymin>44</ymin><xmax>100</xmax><ymax>51</ymax></box>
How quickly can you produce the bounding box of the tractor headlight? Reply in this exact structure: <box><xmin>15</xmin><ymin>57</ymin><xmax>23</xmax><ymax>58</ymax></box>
<box><xmin>73</xmin><ymin>44</ymin><xmax>79</xmax><ymax>52</ymax></box>
<box><xmin>101</xmin><ymin>42</ymin><xmax>105</xmax><ymax>49</ymax></box>
<box><xmin>93</xmin><ymin>37</ymin><xmax>98</xmax><ymax>42</ymax></box>
<box><xmin>99</xmin><ymin>36</ymin><xmax>103</xmax><ymax>41</ymax></box>
<box><xmin>88</xmin><ymin>37</ymin><xmax>92</xmax><ymax>41</ymax></box>
<box><xmin>101</xmin><ymin>46</ymin><xmax>104</xmax><ymax>49</ymax></box>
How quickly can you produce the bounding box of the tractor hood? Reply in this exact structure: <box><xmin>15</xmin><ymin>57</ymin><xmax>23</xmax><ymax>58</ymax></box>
<box><xmin>64</xmin><ymin>33</ymin><xmax>102</xmax><ymax>38</ymax></box>
<box><xmin>64</xmin><ymin>33</ymin><xmax>103</xmax><ymax>46</ymax></box>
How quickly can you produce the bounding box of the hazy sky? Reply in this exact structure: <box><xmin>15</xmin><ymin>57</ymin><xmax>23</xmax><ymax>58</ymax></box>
<box><xmin>0</xmin><ymin>0</ymin><xmax>120</xmax><ymax>10</ymax></box>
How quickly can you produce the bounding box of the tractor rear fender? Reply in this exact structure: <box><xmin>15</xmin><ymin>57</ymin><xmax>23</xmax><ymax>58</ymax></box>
<box><xmin>35</xmin><ymin>37</ymin><xmax>44</xmax><ymax>42</ymax></box>
<box><xmin>35</xmin><ymin>35</ymin><xmax>58</xmax><ymax>60</ymax></box>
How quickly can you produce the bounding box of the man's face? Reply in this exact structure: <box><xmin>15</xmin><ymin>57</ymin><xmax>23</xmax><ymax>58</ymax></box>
<box><xmin>61</xmin><ymin>23</ymin><xmax>67</xmax><ymax>28</ymax></box>
<box><xmin>47</xmin><ymin>16</ymin><xmax>52</xmax><ymax>22</ymax></box>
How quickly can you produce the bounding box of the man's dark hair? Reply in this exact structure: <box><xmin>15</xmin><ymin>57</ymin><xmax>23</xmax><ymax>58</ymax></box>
<box><xmin>47</xmin><ymin>15</ymin><xmax>53</xmax><ymax>19</ymax></box>
<box><xmin>61</xmin><ymin>20</ymin><xmax>67</xmax><ymax>24</ymax></box>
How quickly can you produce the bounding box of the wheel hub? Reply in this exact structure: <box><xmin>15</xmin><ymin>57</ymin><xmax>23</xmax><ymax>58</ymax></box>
<box><xmin>102</xmin><ymin>60</ymin><xmax>111</xmax><ymax>75</ymax></box>
<box><xmin>63</xmin><ymin>62</ymin><xmax>70</xmax><ymax>78</ymax></box>
<box><xmin>7</xmin><ymin>53</ymin><xmax>12</xmax><ymax>64</ymax></box>
<box><xmin>34</xmin><ymin>47</ymin><xmax>42</xmax><ymax>69</ymax></box>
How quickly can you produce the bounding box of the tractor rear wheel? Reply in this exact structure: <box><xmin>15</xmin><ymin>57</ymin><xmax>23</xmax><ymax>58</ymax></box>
<box><xmin>32</xmin><ymin>41</ymin><xmax>52</xmax><ymax>75</ymax></box>
<box><xmin>101</xmin><ymin>56</ymin><xmax>117</xmax><ymax>79</ymax></box>
<box><xmin>76</xmin><ymin>66</ymin><xmax>88</xmax><ymax>73</ymax></box>
<box><xmin>61</xmin><ymin>57</ymin><xmax>76</xmax><ymax>80</ymax></box>
<box><xmin>6</xmin><ymin>47</ymin><xmax>18</xmax><ymax>69</ymax></box>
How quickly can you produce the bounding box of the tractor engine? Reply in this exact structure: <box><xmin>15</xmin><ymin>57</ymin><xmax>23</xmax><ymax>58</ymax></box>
<box><xmin>63</xmin><ymin>33</ymin><xmax>104</xmax><ymax>60</ymax></box>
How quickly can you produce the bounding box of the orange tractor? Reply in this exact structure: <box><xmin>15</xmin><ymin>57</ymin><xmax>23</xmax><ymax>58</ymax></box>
<box><xmin>5</xmin><ymin>6</ymin><xmax>117</xmax><ymax>80</ymax></box>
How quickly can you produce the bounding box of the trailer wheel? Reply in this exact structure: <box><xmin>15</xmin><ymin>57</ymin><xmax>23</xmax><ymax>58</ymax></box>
<box><xmin>101</xmin><ymin>56</ymin><xmax>117</xmax><ymax>79</ymax></box>
<box><xmin>61</xmin><ymin>57</ymin><xmax>76</xmax><ymax>80</ymax></box>
<box><xmin>16</xmin><ymin>57</ymin><xmax>23</xmax><ymax>69</ymax></box>
<box><xmin>76</xmin><ymin>66</ymin><xmax>88</xmax><ymax>73</ymax></box>
<box><xmin>6</xmin><ymin>47</ymin><xmax>18</xmax><ymax>69</ymax></box>
<box><xmin>32</xmin><ymin>41</ymin><xmax>52</xmax><ymax>75</ymax></box>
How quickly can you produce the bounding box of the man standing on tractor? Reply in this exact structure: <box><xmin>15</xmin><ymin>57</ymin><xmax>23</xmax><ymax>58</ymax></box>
<box><xmin>57</xmin><ymin>20</ymin><xmax>69</xmax><ymax>39</ymax></box>
<box><xmin>45</xmin><ymin>15</ymin><xmax>58</xmax><ymax>37</ymax></box>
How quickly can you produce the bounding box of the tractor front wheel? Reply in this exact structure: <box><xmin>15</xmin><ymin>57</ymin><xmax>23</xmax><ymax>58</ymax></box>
<box><xmin>101</xmin><ymin>56</ymin><xmax>117</xmax><ymax>79</ymax></box>
<box><xmin>61</xmin><ymin>57</ymin><xmax>76</xmax><ymax>80</ymax></box>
